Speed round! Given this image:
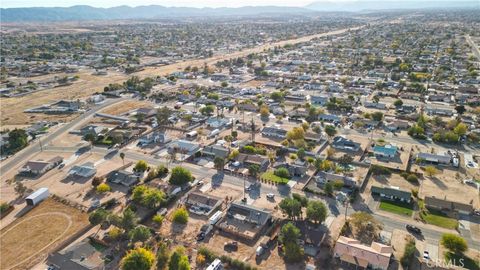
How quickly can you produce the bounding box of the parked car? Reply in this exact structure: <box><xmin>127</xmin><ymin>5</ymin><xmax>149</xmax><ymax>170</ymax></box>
<box><xmin>423</xmin><ymin>251</ymin><xmax>430</xmax><ymax>260</ymax></box>
<box><xmin>406</xmin><ymin>224</ymin><xmax>422</xmax><ymax>234</ymax></box>
<box><xmin>266</xmin><ymin>193</ymin><xmax>275</xmax><ymax>199</ymax></box>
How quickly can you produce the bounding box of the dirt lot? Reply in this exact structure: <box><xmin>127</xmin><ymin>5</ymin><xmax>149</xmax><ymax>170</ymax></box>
<box><xmin>100</xmin><ymin>99</ymin><xmax>154</xmax><ymax>116</ymax></box>
<box><xmin>1</xmin><ymin>151</ymin><xmax>130</xmax><ymax>208</ymax></box>
<box><xmin>418</xmin><ymin>165</ymin><xmax>480</xmax><ymax>209</ymax></box>
<box><xmin>0</xmin><ymin>198</ymin><xmax>89</xmax><ymax>270</ymax></box>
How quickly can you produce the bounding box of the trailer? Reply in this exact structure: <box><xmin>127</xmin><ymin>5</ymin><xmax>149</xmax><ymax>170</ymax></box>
<box><xmin>209</xmin><ymin>210</ymin><xmax>223</xmax><ymax>225</ymax></box>
<box><xmin>25</xmin><ymin>187</ymin><xmax>49</xmax><ymax>206</ymax></box>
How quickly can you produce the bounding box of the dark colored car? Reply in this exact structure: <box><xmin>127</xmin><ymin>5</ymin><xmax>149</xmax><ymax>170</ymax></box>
<box><xmin>406</xmin><ymin>224</ymin><xmax>422</xmax><ymax>234</ymax></box>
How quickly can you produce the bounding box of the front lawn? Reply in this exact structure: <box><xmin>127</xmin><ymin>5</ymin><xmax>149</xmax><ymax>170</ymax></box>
<box><xmin>445</xmin><ymin>252</ymin><xmax>480</xmax><ymax>270</ymax></box>
<box><xmin>260</xmin><ymin>171</ymin><xmax>289</xmax><ymax>185</ymax></box>
<box><xmin>420</xmin><ymin>209</ymin><xmax>458</xmax><ymax>229</ymax></box>
<box><xmin>379</xmin><ymin>200</ymin><xmax>414</xmax><ymax>216</ymax></box>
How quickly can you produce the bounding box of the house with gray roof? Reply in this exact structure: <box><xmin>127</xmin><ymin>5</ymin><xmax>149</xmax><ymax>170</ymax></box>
<box><xmin>371</xmin><ymin>186</ymin><xmax>411</xmax><ymax>203</ymax></box>
<box><xmin>47</xmin><ymin>239</ymin><xmax>104</xmax><ymax>270</ymax></box>
<box><xmin>416</xmin><ymin>152</ymin><xmax>451</xmax><ymax>165</ymax></box>
<box><xmin>68</xmin><ymin>162</ymin><xmax>96</xmax><ymax>178</ymax></box>
<box><xmin>202</xmin><ymin>145</ymin><xmax>230</xmax><ymax>159</ymax></box>
<box><xmin>107</xmin><ymin>170</ymin><xmax>139</xmax><ymax>187</ymax></box>
<box><xmin>332</xmin><ymin>136</ymin><xmax>361</xmax><ymax>152</ymax></box>
<box><xmin>261</xmin><ymin>126</ymin><xmax>287</xmax><ymax>139</ymax></box>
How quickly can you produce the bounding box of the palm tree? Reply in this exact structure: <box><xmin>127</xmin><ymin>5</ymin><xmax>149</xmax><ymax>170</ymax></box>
<box><xmin>119</xmin><ymin>152</ymin><xmax>125</xmax><ymax>165</ymax></box>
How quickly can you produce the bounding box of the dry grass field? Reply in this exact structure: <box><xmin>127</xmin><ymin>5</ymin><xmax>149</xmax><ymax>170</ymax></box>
<box><xmin>0</xmin><ymin>198</ymin><xmax>89</xmax><ymax>270</ymax></box>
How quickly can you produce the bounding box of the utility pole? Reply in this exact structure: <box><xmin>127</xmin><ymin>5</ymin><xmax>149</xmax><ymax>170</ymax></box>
<box><xmin>39</xmin><ymin>138</ymin><xmax>43</xmax><ymax>152</ymax></box>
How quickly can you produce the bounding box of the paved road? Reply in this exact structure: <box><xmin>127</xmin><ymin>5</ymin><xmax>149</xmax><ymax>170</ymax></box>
<box><xmin>466</xmin><ymin>35</ymin><xmax>480</xmax><ymax>60</ymax></box>
<box><xmin>0</xmin><ymin>98</ymin><xmax>127</xmax><ymax>174</ymax></box>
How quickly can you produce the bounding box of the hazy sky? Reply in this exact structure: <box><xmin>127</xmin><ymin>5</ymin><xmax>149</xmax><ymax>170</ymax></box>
<box><xmin>2</xmin><ymin>0</ymin><xmax>332</xmax><ymax>8</ymax></box>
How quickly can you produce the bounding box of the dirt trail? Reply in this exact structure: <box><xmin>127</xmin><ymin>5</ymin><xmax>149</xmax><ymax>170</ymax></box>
<box><xmin>0</xmin><ymin>26</ymin><xmax>362</xmax><ymax>125</ymax></box>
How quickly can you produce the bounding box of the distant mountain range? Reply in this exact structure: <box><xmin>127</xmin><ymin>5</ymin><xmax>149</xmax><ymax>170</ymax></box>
<box><xmin>306</xmin><ymin>1</ymin><xmax>479</xmax><ymax>12</ymax></box>
<box><xmin>1</xmin><ymin>1</ymin><xmax>478</xmax><ymax>22</ymax></box>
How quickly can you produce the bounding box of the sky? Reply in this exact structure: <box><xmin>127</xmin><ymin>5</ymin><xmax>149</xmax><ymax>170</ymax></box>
<box><xmin>2</xmin><ymin>0</ymin><xmax>327</xmax><ymax>8</ymax></box>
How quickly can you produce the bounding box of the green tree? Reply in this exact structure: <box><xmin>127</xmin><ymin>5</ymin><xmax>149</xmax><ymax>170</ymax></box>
<box><xmin>324</xmin><ymin>182</ymin><xmax>334</xmax><ymax>195</ymax></box>
<box><xmin>279</xmin><ymin>222</ymin><xmax>304</xmax><ymax>262</ymax></box>
<box><xmin>134</xmin><ymin>160</ymin><xmax>148</xmax><ymax>172</ymax></box>
<box><xmin>297</xmin><ymin>148</ymin><xmax>306</xmax><ymax>160</ymax></box>
<box><xmin>120</xmin><ymin>152</ymin><xmax>126</xmax><ymax>165</ymax></box>
<box><xmin>394</xmin><ymin>99</ymin><xmax>403</xmax><ymax>107</ymax></box>
<box><xmin>8</xmin><ymin>129</ymin><xmax>28</xmax><ymax>152</ymax></box>
<box><xmin>248</xmin><ymin>164</ymin><xmax>260</xmax><ymax>178</ymax></box>
<box><xmin>120</xmin><ymin>208</ymin><xmax>137</xmax><ymax>232</ymax></box>
<box><xmin>121</xmin><ymin>247</ymin><xmax>155</xmax><ymax>270</ymax></box>
<box><xmin>371</xmin><ymin>112</ymin><xmax>384</xmax><ymax>122</ymax></box>
<box><xmin>156</xmin><ymin>242</ymin><xmax>170</xmax><ymax>270</ymax></box>
<box><xmin>349</xmin><ymin>212</ymin><xmax>382</xmax><ymax>244</ymax></box>
<box><xmin>89</xmin><ymin>208</ymin><xmax>109</xmax><ymax>226</ymax></box>
<box><xmin>455</xmin><ymin>105</ymin><xmax>466</xmax><ymax>115</ymax></box>
<box><xmin>172</xmin><ymin>207</ymin><xmax>189</xmax><ymax>224</ymax></box>
<box><xmin>324</xmin><ymin>125</ymin><xmax>337</xmax><ymax>137</ymax></box>
<box><xmin>286</xmin><ymin>127</ymin><xmax>305</xmax><ymax>140</ymax></box>
<box><xmin>274</xmin><ymin>167</ymin><xmax>290</xmax><ymax>179</ymax></box>
<box><xmin>401</xmin><ymin>238</ymin><xmax>416</xmax><ymax>267</ymax></box>
<box><xmin>169</xmin><ymin>167</ymin><xmax>193</xmax><ymax>186</ymax></box>
<box><xmin>128</xmin><ymin>225</ymin><xmax>152</xmax><ymax>243</ymax></box>
<box><xmin>441</xmin><ymin>233</ymin><xmax>467</xmax><ymax>254</ymax></box>
<box><xmin>213</xmin><ymin>157</ymin><xmax>225</xmax><ymax>171</ymax></box>
<box><xmin>200</xmin><ymin>105</ymin><xmax>215</xmax><ymax>115</ymax></box>
<box><xmin>306</xmin><ymin>201</ymin><xmax>328</xmax><ymax>224</ymax></box>
<box><xmin>279</xmin><ymin>198</ymin><xmax>302</xmax><ymax>219</ymax></box>
<box><xmin>14</xmin><ymin>182</ymin><xmax>27</xmax><ymax>197</ymax></box>
<box><xmin>453</xmin><ymin>123</ymin><xmax>467</xmax><ymax>136</ymax></box>
<box><xmin>169</xmin><ymin>247</ymin><xmax>189</xmax><ymax>270</ymax></box>
<box><xmin>157</xmin><ymin>107</ymin><xmax>173</xmax><ymax>127</ymax></box>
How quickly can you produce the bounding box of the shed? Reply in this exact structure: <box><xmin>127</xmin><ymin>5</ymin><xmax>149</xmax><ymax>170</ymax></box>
<box><xmin>26</xmin><ymin>187</ymin><xmax>49</xmax><ymax>206</ymax></box>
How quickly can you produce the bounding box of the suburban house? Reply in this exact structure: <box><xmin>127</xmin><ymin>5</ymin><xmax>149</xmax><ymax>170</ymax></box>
<box><xmin>211</xmin><ymin>73</ymin><xmax>229</xmax><ymax>81</ymax></box>
<box><xmin>18</xmin><ymin>156</ymin><xmax>63</xmax><ymax>176</ymax></box>
<box><xmin>424</xmin><ymin>196</ymin><xmax>473</xmax><ymax>215</ymax></box>
<box><xmin>273</xmin><ymin>160</ymin><xmax>308</xmax><ymax>177</ymax></box>
<box><xmin>216</xmin><ymin>202</ymin><xmax>272</xmax><ymax>241</ymax></box>
<box><xmin>202</xmin><ymin>145</ymin><xmax>230</xmax><ymax>159</ymax></box>
<box><xmin>168</xmin><ymin>140</ymin><xmax>201</xmax><ymax>156</ymax></box>
<box><xmin>185</xmin><ymin>192</ymin><xmax>222</xmax><ymax>216</ymax></box>
<box><xmin>233</xmin><ymin>154</ymin><xmax>270</xmax><ymax>172</ymax></box>
<box><xmin>106</xmin><ymin>170</ymin><xmax>139</xmax><ymax>187</ymax></box>
<box><xmin>315</xmin><ymin>171</ymin><xmax>358</xmax><ymax>188</ymax></box>
<box><xmin>373</xmin><ymin>144</ymin><xmax>398</xmax><ymax>159</ymax></box>
<box><xmin>334</xmin><ymin>236</ymin><xmax>393</xmax><ymax>270</ymax></box>
<box><xmin>206</xmin><ymin>117</ymin><xmax>231</xmax><ymax>129</ymax></box>
<box><xmin>416</xmin><ymin>152</ymin><xmax>451</xmax><ymax>165</ymax></box>
<box><xmin>384</xmin><ymin>118</ymin><xmax>410</xmax><ymax>131</ymax></box>
<box><xmin>138</xmin><ymin>132</ymin><xmax>170</xmax><ymax>146</ymax></box>
<box><xmin>68</xmin><ymin>162</ymin><xmax>97</xmax><ymax>178</ymax></box>
<box><xmin>371</xmin><ymin>186</ymin><xmax>412</xmax><ymax>203</ymax></box>
<box><xmin>332</xmin><ymin>136</ymin><xmax>361</xmax><ymax>152</ymax></box>
<box><xmin>79</xmin><ymin>125</ymin><xmax>110</xmax><ymax>138</ymax></box>
<box><xmin>261</xmin><ymin>126</ymin><xmax>287</xmax><ymax>139</ymax></box>
<box><xmin>318</xmin><ymin>113</ymin><xmax>341</xmax><ymax>123</ymax></box>
<box><xmin>310</xmin><ymin>95</ymin><xmax>329</xmax><ymax>106</ymax></box>
<box><xmin>364</xmin><ymin>101</ymin><xmax>388</xmax><ymax>109</ymax></box>
<box><xmin>47</xmin><ymin>238</ymin><xmax>104</xmax><ymax>270</ymax></box>
<box><xmin>425</xmin><ymin>105</ymin><xmax>455</xmax><ymax>116</ymax></box>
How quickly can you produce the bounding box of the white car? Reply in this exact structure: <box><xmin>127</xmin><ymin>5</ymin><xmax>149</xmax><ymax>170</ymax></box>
<box><xmin>266</xmin><ymin>193</ymin><xmax>275</xmax><ymax>199</ymax></box>
<box><xmin>423</xmin><ymin>251</ymin><xmax>430</xmax><ymax>260</ymax></box>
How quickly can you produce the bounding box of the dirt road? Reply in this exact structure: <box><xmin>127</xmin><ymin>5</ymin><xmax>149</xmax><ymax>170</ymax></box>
<box><xmin>0</xmin><ymin>25</ymin><xmax>362</xmax><ymax>126</ymax></box>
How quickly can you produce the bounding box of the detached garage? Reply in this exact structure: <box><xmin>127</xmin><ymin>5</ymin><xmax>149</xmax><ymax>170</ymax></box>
<box><xmin>26</xmin><ymin>188</ymin><xmax>49</xmax><ymax>206</ymax></box>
